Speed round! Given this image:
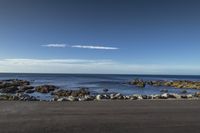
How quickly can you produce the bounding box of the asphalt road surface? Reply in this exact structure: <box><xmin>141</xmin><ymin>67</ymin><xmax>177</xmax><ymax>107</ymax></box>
<box><xmin>0</xmin><ymin>100</ymin><xmax>200</xmax><ymax>133</ymax></box>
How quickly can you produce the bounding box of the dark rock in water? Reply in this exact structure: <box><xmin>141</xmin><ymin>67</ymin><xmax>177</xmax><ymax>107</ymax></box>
<box><xmin>0</xmin><ymin>79</ymin><xmax>30</xmax><ymax>88</ymax></box>
<box><xmin>160</xmin><ymin>89</ymin><xmax>168</xmax><ymax>93</ymax></box>
<box><xmin>25</xmin><ymin>89</ymin><xmax>35</xmax><ymax>94</ymax></box>
<box><xmin>128</xmin><ymin>79</ymin><xmax>200</xmax><ymax>90</ymax></box>
<box><xmin>52</xmin><ymin>88</ymin><xmax>90</xmax><ymax>97</ymax></box>
<box><xmin>51</xmin><ymin>90</ymin><xmax>72</xmax><ymax>97</ymax></box>
<box><xmin>181</xmin><ymin>90</ymin><xmax>187</xmax><ymax>94</ymax></box>
<box><xmin>103</xmin><ymin>89</ymin><xmax>109</xmax><ymax>93</ymax></box>
<box><xmin>16</xmin><ymin>90</ymin><xmax>25</xmax><ymax>93</ymax></box>
<box><xmin>35</xmin><ymin>85</ymin><xmax>58</xmax><ymax>93</ymax></box>
<box><xmin>0</xmin><ymin>79</ymin><xmax>32</xmax><ymax>94</ymax></box>
<box><xmin>18</xmin><ymin>86</ymin><xmax>34</xmax><ymax>91</ymax></box>
<box><xmin>71</xmin><ymin>89</ymin><xmax>90</xmax><ymax>97</ymax></box>
<box><xmin>129</xmin><ymin>79</ymin><xmax>146</xmax><ymax>88</ymax></box>
<box><xmin>0</xmin><ymin>86</ymin><xmax>18</xmax><ymax>93</ymax></box>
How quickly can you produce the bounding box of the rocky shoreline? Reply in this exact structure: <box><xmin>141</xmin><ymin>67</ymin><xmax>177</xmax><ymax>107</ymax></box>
<box><xmin>0</xmin><ymin>79</ymin><xmax>200</xmax><ymax>101</ymax></box>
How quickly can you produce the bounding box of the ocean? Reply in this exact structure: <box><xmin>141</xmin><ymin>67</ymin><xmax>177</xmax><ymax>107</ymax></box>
<box><xmin>0</xmin><ymin>73</ymin><xmax>200</xmax><ymax>100</ymax></box>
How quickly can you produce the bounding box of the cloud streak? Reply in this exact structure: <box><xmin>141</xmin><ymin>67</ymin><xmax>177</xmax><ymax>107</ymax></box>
<box><xmin>71</xmin><ymin>45</ymin><xmax>119</xmax><ymax>50</ymax></box>
<box><xmin>42</xmin><ymin>44</ymin><xmax>66</xmax><ymax>48</ymax></box>
<box><xmin>41</xmin><ymin>44</ymin><xmax>119</xmax><ymax>50</ymax></box>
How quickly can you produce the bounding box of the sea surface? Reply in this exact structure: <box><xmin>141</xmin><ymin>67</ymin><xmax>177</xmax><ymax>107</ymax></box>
<box><xmin>0</xmin><ymin>73</ymin><xmax>200</xmax><ymax>100</ymax></box>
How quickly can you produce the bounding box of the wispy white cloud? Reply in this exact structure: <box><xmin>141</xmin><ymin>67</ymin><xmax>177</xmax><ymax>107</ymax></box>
<box><xmin>41</xmin><ymin>44</ymin><xmax>66</xmax><ymax>48</ymax></box>
<box><xmin>71</xmin><ymin>45</ymin><xmax>119</xmax><ymax>50</ymax></box>
<box><xmin>41</xmin><ymin>44</ymin><xmax>119</xmax><ymax>50</ymax></box>
<box><xmin>0</xmin><ymin>58</ymin><xmax>200</xmax><ymax>75</ymax></box>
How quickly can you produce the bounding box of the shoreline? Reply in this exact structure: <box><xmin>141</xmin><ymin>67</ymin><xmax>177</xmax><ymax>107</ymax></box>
<box><xmin>0</xmin><ymin>79</ymin><xmax>200</xmax><ymax>101</ymax></box>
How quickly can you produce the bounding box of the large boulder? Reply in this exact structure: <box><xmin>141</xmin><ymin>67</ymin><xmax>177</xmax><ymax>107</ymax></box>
<box><xmin>168</xmin><ymin>93</ymin><xmax>181</xmax><ymax>99</ymax></box>
<box><xmin>160</xmin><ymin>93</ymin><xmax>169</xmax><ymax>99</ymax></box>
<box><xmin>110</xmin><ymin>93</ymin><xmax>124</xmax><ymax>100</ymax></box>
<box><xmin>96</xmin><ymin>94</ymin><xmax>104</xmax><ymax>100</ymax></box>
<box><xmin>57</xmin><ymin>97</ymin><xmax>68</xmax><ymax>102</ymax></box>
<box><xmin>68</xmin><ymin>96</ymin><xmax>78</xmax><ymax>101</ymax></box>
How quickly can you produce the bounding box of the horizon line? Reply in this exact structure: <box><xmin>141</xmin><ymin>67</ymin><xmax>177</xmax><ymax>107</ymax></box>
<box><xmin>1</xmin><ymin>72</ymin><xmax>200</xmax><ymax>76</ymax></box>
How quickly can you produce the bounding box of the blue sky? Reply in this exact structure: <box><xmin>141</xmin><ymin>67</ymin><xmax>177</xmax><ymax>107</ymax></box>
<box><xmin>0</xmin><ymin>0</ymin><xmax>200</xmax><ymax>74</ymax></box>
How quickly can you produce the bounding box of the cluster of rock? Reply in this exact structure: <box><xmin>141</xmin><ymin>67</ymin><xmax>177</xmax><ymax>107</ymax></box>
<box><xmin>51</xmin><ymin>88</ymin><xmax>90</xmax><ymax>97</ymax></box>
<box><xmin>0</xmin><ymin>79</ymin><xmax>59</xmax><ymax>101</ymax></box>
<box><xmin>0</xmin><ymin>79</ymin><xmax>93</xmax><ymax>101</ymax></box>
<box><xmin>1</xmin><ymin>79</ymin><xmax>200</xmax><ymax>102</ymax></box>
<box><xmin>0</xmin><ymin>93</ymin><xmax>38</xmax><ymax>101</ymax></box>
<box><xmin>0</xmin><ymin>79</ymin><xmax>32</xmax><ymax>93</ymax></box>
<box><xmin>128</xmin><ymin>79</ymin><xmax>146</xmax><ymax>87</ymax></box>
<box><xmin>35</xmin><ymin>85</ymin><xmax>58</xmax><ymax>93</ymax></box>
<box><xmin>129</xmin><ymin>79</ymin><xmax>200</xmax><ymax>89</ymax></box>
<box><xmin>51</xmin><ymin>88</ymin><xmax>92</xmax><ymax>101</ymax></box>
<box><xmin>52</xmin><ymin>92</ymin><xmax>200</xmax><ymax>101</ymax></box>
<box><xmin>0</xmin><ymin>79</ymin><xmax>59</xmax><ymax>93</ymax></box>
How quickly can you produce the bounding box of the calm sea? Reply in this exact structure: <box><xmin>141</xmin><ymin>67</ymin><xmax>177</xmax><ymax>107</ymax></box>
<box><xmin>0</xmin><ymin>73</ymin><xmax>200</xmax><ymax>100</ymax></box>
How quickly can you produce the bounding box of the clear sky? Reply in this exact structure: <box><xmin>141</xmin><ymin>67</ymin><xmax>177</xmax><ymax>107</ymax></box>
<box><xmin>0</xmin><ymin>0</ymin><xmax>200</xmax><ymax>74</ymax></box>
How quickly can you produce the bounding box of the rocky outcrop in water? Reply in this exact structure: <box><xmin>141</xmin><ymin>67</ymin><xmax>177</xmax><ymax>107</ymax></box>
<box><xmin>128</xmin><ymin>79</ymin><xmax>146</xmax><ymax>88</ymax></box>
<box><xmin>0</xmin><ymin>79</ymin><xmax>34</xmax><ymax>93</ymax></box>
<box><xmin>129</xmin><ymin>79</ymin><xmax>200</xmax><ymax>90</ymax></box>
<box><xmin>35</xmin><ymin>85</ymin><xmax>58</xmax><ymax>93</ymax></box>
<box><xmin>51</xmin><ymin>88</ymin><xmax>90</xmax><ymax>97</ymax></box>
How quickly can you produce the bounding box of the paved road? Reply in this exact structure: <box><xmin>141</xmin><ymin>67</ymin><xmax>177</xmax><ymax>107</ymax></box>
<box><xmin>0</xmin><ymin>100</ymin><xmax>200</xmax><ymax>133</ymax></box>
